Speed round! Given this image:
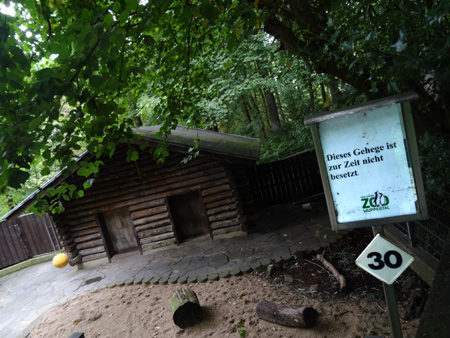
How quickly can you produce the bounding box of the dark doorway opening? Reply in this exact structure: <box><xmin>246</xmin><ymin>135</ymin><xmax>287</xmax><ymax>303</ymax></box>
<box><xmin>98</xmin><ymin>207</ymin><xmax>140</xmax><ymax>257</ymax></box>
<box><xmin>167</xmin><ymin>190</ymin><xmax>211</xmax><ymax>244</ymax></box>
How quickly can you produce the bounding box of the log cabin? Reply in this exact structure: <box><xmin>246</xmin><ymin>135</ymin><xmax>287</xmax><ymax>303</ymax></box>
<box><xmin>4</xmin><ymin>126</ymin><xmax>260</xmax><ymax>267</ymax></box>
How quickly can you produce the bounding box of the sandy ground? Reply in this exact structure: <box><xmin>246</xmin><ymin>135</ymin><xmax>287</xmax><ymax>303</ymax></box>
<box><xmin>27</xmin><ymin>273</ymin><xmax>419</xmax><ymax>338</ymax></box>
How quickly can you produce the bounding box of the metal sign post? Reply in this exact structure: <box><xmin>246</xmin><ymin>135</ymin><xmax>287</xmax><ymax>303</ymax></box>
<box><xmin>304</xmin><ymin>93</ymin><xmax>428</xmax><ymax>338</ymax></box>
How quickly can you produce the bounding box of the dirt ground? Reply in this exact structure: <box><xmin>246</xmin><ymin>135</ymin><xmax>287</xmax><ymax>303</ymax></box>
<box><xmin>27</xmin><ymin>229</ymin><xmax>427</xmax><ymax>338</ymax></box>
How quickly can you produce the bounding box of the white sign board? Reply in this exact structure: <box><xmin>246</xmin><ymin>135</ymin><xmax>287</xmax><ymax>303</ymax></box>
<box><xmin>304</xmin><ymin>93</ymin><xmax>428</xmax><ymax>230</ymax></box>
<box><xmin>355</xmin><ymin>234</ymin><xmax>414</xmax><ymax>284</ymax></box>
<box><xmin>319</xmin><ymin>103</ymin><xmax>416</xmax><ymax>223</ymax></box>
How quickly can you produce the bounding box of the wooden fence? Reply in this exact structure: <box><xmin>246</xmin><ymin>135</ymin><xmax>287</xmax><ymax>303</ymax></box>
<box><xmin>0</xmin><ymin>213</ymin><xmax>61</xmax><ymax>269</ymax></box>
<box><xmin>247</xmin><ymin>150</ymin><xmax>323</xmax><ymax>208</ymax></box>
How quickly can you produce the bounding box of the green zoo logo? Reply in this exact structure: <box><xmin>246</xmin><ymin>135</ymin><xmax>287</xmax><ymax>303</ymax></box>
<box><xmin>361</xmin><ymin>191</ymin><xmax>390</xmax><ymax>212</ymax></box>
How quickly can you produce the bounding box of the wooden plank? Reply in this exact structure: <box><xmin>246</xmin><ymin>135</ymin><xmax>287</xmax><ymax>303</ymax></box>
<box><xmin>81</xmin><ymin>252</ymin><xmax>108</xmax><ymax>263</ymax></box>
<box><xmin>140</xmin><ymin>232</ymin><xmax>175</xmax><ymax>244</ymax></box>
<box><xmin>141</xmin><ymin>238</ymin><xmax>176</xmax><ymax>251</ymax></box>
<box><xmin>131</xmin><ymin>206</ymin><xmax>168</xmax><ymax>220</ymax></box>
<box><xmin>206</xmin><ymin>204</ymin><xmax>237</xmax><ymax>216</ymax></box>
<box><xmin>64</xmin><ymin>176</ymin><xmax>229</xmax><ymax>216</ymax></box>
<box><xmin>102</xmin><ymin>208</ymin><xmax>139</xmax><ymax>254</ymax></box>
<box><xmin>208</xmin><ymin>210</ymin><xmax>239</xmax><ymax>223</ymax></box>
<box><xmin>0</xmin><ymin>223</ymin><xmax>15</xmax><ymax>267</ymax></box>
<box><xmin>135</xmin><ymin>219</ymin><xmax>172</xmax><ymax>232</ymax></box>
<box><xmin>128</xmin><ymin>198</ymin><xmax>166</xmax><ymax>212</ymax></box>
<box><xmin>212</xmin><ymin>225</ymin><xmax>241</xmax><ymax>236</ymax></box>
<box><xmin>79</xmin><ymin>246</ymin><xmax>105</xmax><ymax>256</ymax></box>
<box><xmin>133</xmin><ymin>212</ymin><xmax>170</xmax><ymax>225</ymax></box>
<box><xmin>76</xmin><ymin>239</ymin><xmax>104</xmax><ymax>250</ymax></box>
<box><xmin>138</xmin><ymin>225</ymin><xmax>173</xmax><ymax>239</ymax></box>
<box><xmin>71</xmin><ymin>227</ymin><xmax>100</xmax><ymax>238</ymax></box>
<box><xmin>67</xmin><ymin>164</ymin><xmax>225</xmax><ymax>208</ymax></box>
<box><xmin>210</xmin><ymin>219</ymin><xmax>240</xmax><ymax>230</ymax></box>
<box><xmin>74</xmin><ymin>233</ymin><xmax>102</xmax><ymax>244</ymax></box>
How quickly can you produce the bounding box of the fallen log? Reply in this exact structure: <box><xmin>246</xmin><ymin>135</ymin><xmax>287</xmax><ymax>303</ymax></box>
<box><xmin>315</xmin><ymin>250</ymin><xmax>347</xmax><ymax>290</ymax></box>
<box><xmin>170</xmin><ymin>288</ymin><xmax>202</xmax><ymax>328</ymax></box>
<box><xmin>256</xmin><ymin>300</ymin><xmax>317</xmax><ymax>328</ymax></box>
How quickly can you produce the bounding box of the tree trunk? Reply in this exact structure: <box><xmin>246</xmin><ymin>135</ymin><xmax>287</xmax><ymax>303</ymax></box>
<box><xmin>256</xmin><ymin>300</ymin><xmax>318</xmax><ymax>328</ymax></box>
<box><xmin>170</xmin><ymin>288</ymin><xmax>202</xmax><ymax>328</ymax></box>
<box><xmin>264</xmin><ymin>90</ymin><xmax>281</xmax><ymax>133</ymax></box>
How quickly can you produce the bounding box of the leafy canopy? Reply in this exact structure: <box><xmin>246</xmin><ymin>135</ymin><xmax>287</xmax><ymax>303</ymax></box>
<box><xmin>1</xmin><ymin>0</ymin><xmax>450</xmax><ymax>213</ymax></box>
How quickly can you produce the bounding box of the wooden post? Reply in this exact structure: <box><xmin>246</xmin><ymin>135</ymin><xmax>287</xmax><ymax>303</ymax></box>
<box><xmin>256</xmin><ymin>300</ymin><xmax>317</xmax><ymax>328</ymax></box>
<box><xmin>170</xmin><ymin>288</ymin><xmax>202</xmax><ymax>328</ymax></box>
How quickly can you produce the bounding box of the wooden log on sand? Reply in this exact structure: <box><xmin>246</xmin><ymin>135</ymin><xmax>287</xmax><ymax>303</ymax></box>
<box><xmin>256</xmin><ymin>300</ymin><xmax>318</xmax><ymax>328</ymax></box>
<box><xmin>170</xmin><ymin>288</ymin><xmax>202</xmax><ymax>328</ymax></box>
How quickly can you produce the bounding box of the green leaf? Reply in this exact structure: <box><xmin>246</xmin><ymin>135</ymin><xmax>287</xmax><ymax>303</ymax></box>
<box><xmin>199</xmin><ymin>3</ymin><xmax>219</xmax><ymax>23</ymax></box>
<box><xmin>78</xmin><ymin>190</ymin><xmax>84</xmax><ymax>198</ymax></box>
<box><xmin>29</xmin><ymin>117</ymin><xmax>43</xmax><ymax>130</ymax></box>
<box><xmin>8</xmin><ymin>169</ymin><xmax>30</xmax><ymax>189</ymax></box>
<box><xmin>40</xmin><ymin>167</ymin><xmax>50</xmax><ymax>176</ymax></box>
<box><xmin>77</xmin><ymin>167</ymin><xmax>90</xmax><ymax>177</ymax></box>
<box><xmin>113</xmin><ymin>1</ymin><xmax>121</xmax><ymax>12</ymax></box>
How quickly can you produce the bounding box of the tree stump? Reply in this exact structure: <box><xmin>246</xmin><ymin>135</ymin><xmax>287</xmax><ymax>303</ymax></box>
<box><xmin>170</xmin><ymin>288</ymin><xmax>202</xmax><ymax>328</ymax></box>
<box><xmin>256</xmin><ymin>300</ymin><xmax>318</xmax><ymax>328</ymax></box>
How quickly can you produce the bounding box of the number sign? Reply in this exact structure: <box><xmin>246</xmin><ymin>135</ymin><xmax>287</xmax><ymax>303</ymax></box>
<box><xmin>355</xmin><ymin>234</ymin><xmax>414</xmax><ymax>284</ymax></box>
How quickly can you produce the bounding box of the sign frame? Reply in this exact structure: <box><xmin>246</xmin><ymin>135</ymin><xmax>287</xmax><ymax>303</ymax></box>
<box><xmin>304</xmin><ymin>92</ymin><xmax>428</xmax><ymax>231</ymax></box>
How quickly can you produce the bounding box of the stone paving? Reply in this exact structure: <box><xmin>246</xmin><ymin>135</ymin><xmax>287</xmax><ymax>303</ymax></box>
<box><xmin>0</xmin><ymin>201</ymin><xmax>345</xmax><ymax>338</ymax></box>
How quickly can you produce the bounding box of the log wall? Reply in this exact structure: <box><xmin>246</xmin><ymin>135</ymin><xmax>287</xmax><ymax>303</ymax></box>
<box><xmin>52</xmin><ymin>146</ymin><xmax>251</xmax><ymax>265</ymax></box>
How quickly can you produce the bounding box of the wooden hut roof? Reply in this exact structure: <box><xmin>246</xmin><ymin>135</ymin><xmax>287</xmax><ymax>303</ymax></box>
<box><xmin>133</xmin><ymin>126</ymin><xmax>260</xmax><ymax>162</ymax></box>
<box><xmin>2</xmin><ymin>127</ymin><xmax>260</xmax><ymax>221</ymax></box>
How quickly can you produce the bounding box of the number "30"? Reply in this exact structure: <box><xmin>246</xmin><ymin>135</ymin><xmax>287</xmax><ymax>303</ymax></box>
<box><xmin>367</xmin><ymin>250</ymin><xmax>403</xmax><ymax>270</ymax></box>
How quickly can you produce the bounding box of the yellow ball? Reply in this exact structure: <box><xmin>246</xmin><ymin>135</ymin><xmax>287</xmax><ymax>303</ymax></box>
<box><xmin>53</xmin><ymin>253</ymin><xmax>69</xmax><ymax>268</ymax></box>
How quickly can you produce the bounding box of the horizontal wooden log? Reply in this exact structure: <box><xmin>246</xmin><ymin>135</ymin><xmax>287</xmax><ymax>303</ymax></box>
<box><xmin>210</xmin><ymin>219</ymin><xmax>240</xmax><ymax>230</ymax></box>
<box><xmin>255</xmin><ymin>300</ymin><xmax>317</xmax><ymax>328</ymax></box>
<box><xmin>67</xmin><ymin>249</ymin><xmax>79</xmax><ymax>259</ymax></box>
<box><xmin>63</xmin><ymin>179</ymin><xmax>229</xmax><ymax>218</ymax></box>
<box><xmin>66</xmin><ymin>167</ymin><xmax>226</xmax><ymax>209</ymax></box>
<box><xmin>128</xmin><ymin>198</ymin><xmax>166</xmax><ymax>212</ymax></box>
<box><xmin>135</xmin><ymin>219</ymin><xmax>171</xmax><ymax>232</ymax></box>
<box><xmin>138</xmin><ymin>225</ymin><xmax>173</xmax><ymax>239</ymax></box>
<box><xmin>60</xmin><ymin>233</ymin><xmax>72</xmax><ymax>241</ymax></box>
<box><xmin>201</xmin><ymin>184</ymin><xmax>233</xmax><ymax>197</ymax></box>
<box><xmin>81</xmin><ymin>252</ymin><xmax>108</xmax><ymax>263</ymax></box>
<box><xmin>69</xmin><ymin>255</ymin><xmax>82</xmax><ymax>266</ymax></box>
<box><xmin>131</xmin><ymin>206</ymin><xmax>168</xmax><ymax>220</ymax></box>
<box><xmin>202</xmin><ymin>191</ymin><xmax>235</xmax><ymax>204</ymax></box>
<box><xmin>133</xmin><ymin>212</ymin><xmax>169</xmax><ymax>225</ymax></box>
<box><xmin>206</xmin><ymin>204</ymin><xmax>237</xmax><ymax>216</ymax></box>
<box><xmin>140</xmin><ymin>232</ymin><xmax>175</xmax><ymax>244</ymax></box>
<box><xmin>76</xmin><ymin>239</ymin><xmax>104</xmax><ymax>250</ymax></box>
<box><xmin>74</xmin><ymin>233</ymin><xmax>101</xmax><ymax>244</ymax></box>
<box><xmin>65</xmin><ymin>241</ymin><xmax>77</xmax><ymax>252</ymax></box>
<box><xmin>170</xmin><ymin>288</ymin><xmax>202</xmax><ymax>328</ymax></box>
<box><xmin>79</xmin><ymin>246</ymin><xmax>105</xmax><ymax>256</ymax></box>
<box><xmin>56</xmin><ymin>224</ymin><xmax>71</xmax><ymax>236</ymax></box>
<box><xmin>141</xmin><ymin>238</ymin><xmax>176</xmax><ymax>251</ymax></box>
<box><xmin>63</xmin><ymin>237</ymin><xmax>74</xmax><ymax>247</ymax></box>
<box><xmin>212</xmin><ymin>225</ymin><xmax>241</xmax><ymax>236</ymax></box>
<box><xmin>208</xmin><ymin>210</ymin><xmax>238</xmax><ymax>223</ymax></box>
<box><xmin>204</xmin><ymin>197</ymin><xmax>237</xmax><ymax>210</ymax></box>
<box><xmin>71</xmin><ymin>227</ymin><xmax>100</xmax><ymax>238</ymax></box>
<box><xmin>70</xmin><ymin>221</ymin><xmax>98</xmax><ymax>233</ymax></box>
<box><xmin>67</xmin><ymin>215</ymin><xmax>96</xmax><ymax>226</ymax></box>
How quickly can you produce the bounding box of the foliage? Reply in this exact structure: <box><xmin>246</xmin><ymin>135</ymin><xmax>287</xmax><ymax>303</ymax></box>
<box><xmin>418</xmin><ymin>133</ymin><xmax>450</xmax><ymax>207</ymax></box>
<box><xmin>1</xmin><ymin>0</ymin><xmax>450</xmax><ymax>215</ymax></box>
